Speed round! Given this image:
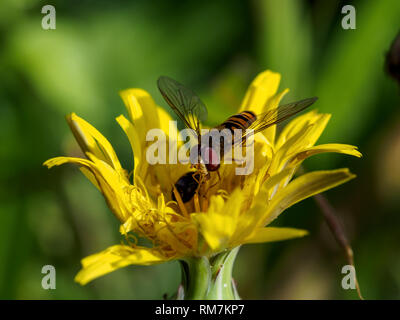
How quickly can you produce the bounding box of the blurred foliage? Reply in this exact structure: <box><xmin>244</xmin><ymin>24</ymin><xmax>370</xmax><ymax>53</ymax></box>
<box><xmin>1</xmin><ymin>0</ymin><xmax>400</xmax><ymax>299</ymax></box>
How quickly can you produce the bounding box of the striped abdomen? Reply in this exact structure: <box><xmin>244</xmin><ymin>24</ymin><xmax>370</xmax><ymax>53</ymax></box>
<box><xmin>202</xmin><ymin>111</ymin><xmax>256</xmax><ymax>171</ymax></box>
<box><xmin>218</xmin><ymin>111</ymin><xmax>257</xmax><ymax>132</ymax></box>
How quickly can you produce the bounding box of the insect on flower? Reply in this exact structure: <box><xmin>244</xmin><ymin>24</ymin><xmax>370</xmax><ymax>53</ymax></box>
<box><xmin>43</xmin><ymin>69</ymin><xmax>361</xmax><ymax>289</ymax></box>
<box><xmin>157</xmin><ymin>76</ymin><xmax>318</xmax><ymax>203</ymax></box>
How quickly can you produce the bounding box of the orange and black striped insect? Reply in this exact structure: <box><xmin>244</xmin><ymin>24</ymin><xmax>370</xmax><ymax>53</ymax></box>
<box><xmin>157</xmin><ymin>76</ymin><xmax>317</xmax><ymax>203</ymax></box>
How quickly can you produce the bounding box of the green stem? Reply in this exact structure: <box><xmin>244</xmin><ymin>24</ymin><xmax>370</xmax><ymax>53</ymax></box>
<box><xmin>179</xmin><ymin>256</ymin><xmax>211</xmax><ymax>300</ymax></box>
<box><xmin>206</xmin><ymin>246</ymin><xmax>241</xmax><ymax>300</ymax></box>
<box><xmin>178</xmin><ymin>247</ymin><xmax>241</xmax><ymax>300</ymax></box>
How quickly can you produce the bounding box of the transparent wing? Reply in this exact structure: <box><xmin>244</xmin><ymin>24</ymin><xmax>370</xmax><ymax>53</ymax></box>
<box><xmin>157</xmin><ymin>76</ymin><xmax>208</xmax><ymax>136</ymax></box>
<box><xmin>240</xmin><ymin>97</ymin><xmax>318</xmax><ymax>143</ymax></box>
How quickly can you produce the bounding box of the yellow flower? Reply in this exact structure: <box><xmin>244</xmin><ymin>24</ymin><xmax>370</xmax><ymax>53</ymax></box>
<box><xmin>44</xmin><ymin>70</ymin><xmax>361</xmax><ymax>285</ymax></box>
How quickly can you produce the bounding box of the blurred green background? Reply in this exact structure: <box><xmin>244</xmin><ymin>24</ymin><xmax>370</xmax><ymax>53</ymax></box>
<box><xmin>1</xmin><ymin>0</ymin><xmax>400</xmax><ymax>299</ymax></box>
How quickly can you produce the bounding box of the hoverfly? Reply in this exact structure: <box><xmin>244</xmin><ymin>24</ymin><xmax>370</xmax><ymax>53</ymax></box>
<box><xmin>157</xmin><ymin>76</ymin><xmax>317</xmax><ymax>203</ymax></box>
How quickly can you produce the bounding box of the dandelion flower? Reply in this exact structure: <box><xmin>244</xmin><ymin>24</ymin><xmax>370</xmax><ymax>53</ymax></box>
<box><xmin>44</xmin><ymin>70</ymin><xmax>361</xmax><ymax>299</ymax></box>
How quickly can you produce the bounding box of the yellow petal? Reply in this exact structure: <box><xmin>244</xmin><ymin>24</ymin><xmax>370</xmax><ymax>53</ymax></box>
<box><xmin>44</xmin><ymin>156</ymin><xmax>92</xmax><ymax>169</ymax></box>
<box><xmin>269</xmin><ymin>113</ymin><xmax>342</xmax><ymax>176</ymax></box>
<box><xmin>289</xmin><ymin>143</ymin><xmax>362</xmax><ymax>164</ymax></box>
<box><xmin>276</xmin><ymin>111</ymin><xmax>331</xmax><ymax>150</ymax></box>
<box><xmin>44</xmin><ymin>155</ymin><xmax>131</xmax><ymax>222</ymax></box>
<box><xmin>234</xmin><ymin>169</ymin><xmax>295</xmax><ymax>241</ymax></box>
<box><xmin>243</xmin><ymin>227</ymin><xmax>308</xmax><ymax>244</ymax></box>
<box><xmin>261</xmin><ymin>167</ymin><xmax>295</xmax><ymax>197</ymax></box>
<box><xmin>119</xmin><ymin>88</ymin><xmax>161</xmax><ymax>140</ymax></box>
<box><xmin>270</xmin><ymin>143</ymin><xmax>362</xmax><ymax>180</ymax></box>
<box><xmin>261</xmin><ymin>168</ymin><xmax>356</xmax><ymax>226</ymax></box>
<box><xmin>86</xmin><ymin>153</ymin><xmax>133</xmax><ymax>221</ymax></box>
<box><xmin>240</xmin><ymin>70</ymin><xmax>282</xmax><ymax>114</ymax></box>
<box><xmin>157</xmin><ymin>106</ymin><xmax>177</xmax><ymax>139</ymax></box>
<box><xmin>262</xmin><ymin>88</ymin><xmax>289</xmax><ymax>143</ymax></box>
<box><xmin>239</xmin><ymin>70</ymin><xmax>288</xmax><ymax>144</ymax></box>
<box><xmin>116</xmin><ymin>115</ymin><xmax>145</xmax><ymax>180</ymax></box>
<box><xmin>66</xmin><ymin>113</ymin><xmax>123</xmax><ymax>173</ymax></box>
<box><xmin>268</xmin><ymin>123</ymin><xmax>315</xmax><ymax>175</ymax></box>
<box><xmin>192</xmin><ymin>190</ymin><xmax>244</xmax><ymax>251</ymax></box>
<box><xmin>117</xmin><ymin>98</ymin><xmax>181</xmax><ymax>192</ymax></box>
<box><xmin>75</xmin><ymin>245</ymin><xmax>167</xmax><ymax>285</ymax></box>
